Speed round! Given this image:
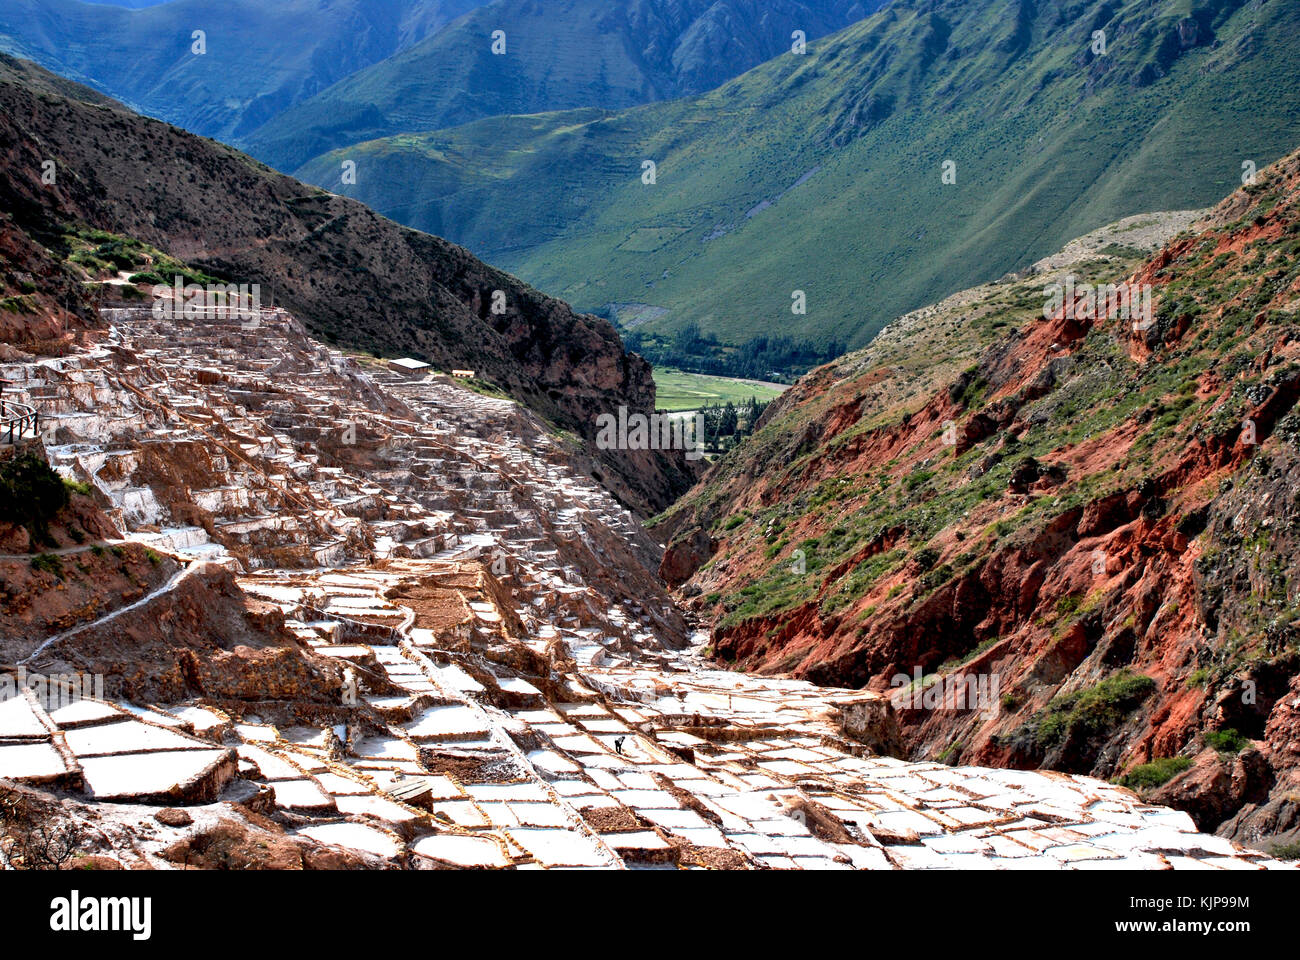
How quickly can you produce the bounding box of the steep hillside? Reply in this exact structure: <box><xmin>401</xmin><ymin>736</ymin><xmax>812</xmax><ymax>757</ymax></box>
<box><xmin>298</xmin><ymin>0</ymin><xmax>1300</xmax><ymax>354</ymax></box>
<box><xmin>0</xmin><ymin>55</ymin><xmax>697</xmax><ymax>514</ymax></box>
<box><xmin>659</xmin><ymin>148</ymin><xmax>1300</xmax><ymax>850</ymax></box>
<box><xmin>246</xmin><ymin>0</ymin><xmax>884</xmax><ymax>172</ymax></box>
<box><xmin>0</xmin><ymin>0</ymin><xmax>481</xmax><ymax>142</ymax></box>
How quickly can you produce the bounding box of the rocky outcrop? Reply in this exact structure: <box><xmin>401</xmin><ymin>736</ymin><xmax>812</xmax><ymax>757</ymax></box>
<box><xmin>15</xmin><ymin>560</ymin><xmax>344</xmax><ymax>705</ymax></box>
<box><xmin>666</xmin><ymin>147</ymin><xmax>1300</xmax><ymax>842</ymax></box>
<box><xmin>659</xmin><ymin>526</ymin><xmax>716</xmax><ymax>587</ymax></box>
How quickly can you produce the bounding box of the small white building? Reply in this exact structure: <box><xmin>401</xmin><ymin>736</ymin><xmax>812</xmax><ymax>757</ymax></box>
<box><xmin>452</xmin><ymin>370</ymin><xmax>476</xmax><ymax>379</ymax></box>
<box><xmin>389</xmin><ymin>358</ymin><xmax>431</xmax><ymax>376</ymax></box>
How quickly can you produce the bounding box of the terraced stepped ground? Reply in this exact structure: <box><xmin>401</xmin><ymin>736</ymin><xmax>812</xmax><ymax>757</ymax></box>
<box><xmin>0</xmin><ymin>300</ymin><xmax>1293</xmax><ymax>870</ymax></box>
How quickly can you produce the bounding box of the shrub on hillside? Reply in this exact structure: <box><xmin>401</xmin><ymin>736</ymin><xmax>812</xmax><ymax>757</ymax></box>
<box><xmin>0</xmin><ymin>453</ymin><xmax>70</xmax><ymax>544</ymax></box>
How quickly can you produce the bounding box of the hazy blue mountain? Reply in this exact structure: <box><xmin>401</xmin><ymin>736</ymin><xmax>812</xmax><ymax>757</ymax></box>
<box><xmin>0</xmin><ymin>0</ymin><xmax>484</xmax><ymax>141</ymax></box>
<box><xmin>243</xmin><ymin>0</ymin><xmax>888</xmax><ymax>171</ymax></box>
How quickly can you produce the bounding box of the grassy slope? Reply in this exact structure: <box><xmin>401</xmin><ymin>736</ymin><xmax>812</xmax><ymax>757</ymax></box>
<box><xmin>655</xmin><ymin>146</ymin><xmax>1300</xmax><ymax>809</ymax></box>
<box><xmin>296</xmin><ymin>0</ymin><xmax>1300</xmax><ymax>352</ymax></box>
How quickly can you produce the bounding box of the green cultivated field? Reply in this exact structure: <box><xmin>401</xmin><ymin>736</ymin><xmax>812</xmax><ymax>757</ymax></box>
<box><xmin>653</xmin><ymin>367</ymin><xmax>785</xmax><ymax>412</ymax></box>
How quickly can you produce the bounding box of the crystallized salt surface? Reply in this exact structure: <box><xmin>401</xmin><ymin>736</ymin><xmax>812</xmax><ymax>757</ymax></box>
<box><xmin>508</xmin><ymin>802</ymin><xmax>571</xmax><ymax>827</ymax></box>
<box><xmin>238</xmin><ymin>745</ymin><xmax>305</xmax><ymax>780</ymax></box>
<box><xmin>272</xmin><ymin>779</ymin><xmax>336</xmax><ymax>810</ymax></box>
<box><xmin>607</xmin><ymin>831</ymin><xmax>671</xmax><ymax>852</ymax></box>
<box><xmin>315</xmin><ymin>645</ymin><xmax>373</xmax><ymax>660</ymax></box>
<box><xmin>46</xmin><ymin>699</ymin><xmax>122</xmax><ymax>729</ymax></box>
<box><xmin>334</xmin><ymin>794</ymin><xmax>419</xmax><ymax>823</ymax></box>
<box><xmin>64</xmin><ymin>720</ymin><xmax>206</xmax><ymax>757</ymax></box>
<box><xmin>353</xmin><ymin>736</ymin><xmax>417</xmax><ymax>761</ymax></box>
<box><xmin>316</xmin><ymin>771</ymin><xmax>372</xmax><ymax>796</ymax></box>
<box><xmin>80</xmin><ymin>749</ymin><xmax>229</xmax><ymax>798</ymax></box>
<box><xmin>412</xmin><ymin>834</ymin><xmax>509</xmax><ymax>868</ymax></box>
<box><xmin>496</xmin><ymin>677</ymin><xmax>541</xmax><ymax>696</ymax></box>
<box><xmin>467</xmin><ymin>782</ymin><xmax>550</xmax><ymax>803</ymax></box>
<box><xmin>113</xmin><ymin>702</ymin><xmax>189</xmax><ymax>728</ymax></box>
<box><xmin>527</xmin><ymin>749</ymin><xmax>582</xmax><ymax>775</ymax></box>
<box><xmin>405</xmin><ymin>705</ymin><xmax>490</xmax><ymax>741</ymax></box>
<box><xmin>433</xmin><ymin>801</ymin><xmax>490</xmax><ymax>827</ymax></box>
<box><xmin>506</xmin><ymin>827</ymin><xmax>611</xmax><ymax>867</ymax></box>
<box><xmin>428</xmin><ymin>663</ymin><xmax>485</xmax><ymax>694</ymax></box>
<box><xmin>0</xmin><ymin>695</ymin><xmax>50</xmax><ymax>737</ymax></box>
<box><xmin>298</xmin><ymin>823</ymin><xmax>399</xmax><ymax>859</ymax></box>
<box><xmin>0</xmin><ymin>741</ymin><xmax>68</xmax><ymax>780</ymax></box>
<box><xmin>164</xmin><ymin>704</ymin><xmax>226</xmax><ymax>734</ymax></box>
<box><xmin>234</xmin><ymin>722</ymin><xmax>278</xmax><ymax>742</ymax></box>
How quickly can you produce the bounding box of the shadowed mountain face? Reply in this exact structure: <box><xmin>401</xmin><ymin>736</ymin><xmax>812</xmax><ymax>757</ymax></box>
<box><xmin>239</xmin><ymin>0</ymin><xmax>886</xmax><ymax>172</ymax></box>
<box><xmin>0</xmin><ymin>55</ymin><xmax>699</xmax><ymax>514</ymax></box>
<box><xmin>293</xmin><ymin>0</ymin><xmax>1300</xmax><ymax>355</ymax></box>
<box><xmin>0</xmin><ymin>0</ymin><xmax>484</xmax><ymax>142</ymax></box>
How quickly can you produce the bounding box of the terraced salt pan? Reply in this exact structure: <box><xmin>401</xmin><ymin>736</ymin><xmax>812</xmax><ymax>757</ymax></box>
<box><xmin>298</xmin><ymin>823</ymin><xmax>399</xmax><ymax>859</ymax></box>
<box><xmin>237</xmin><ymin>745</ymin><xmax>306</xmax><ymax>780</ymax></box>
<box><xmin>527</xmin><ymin>750</ymin><xmax>581</xmax><ymax>775</ymax></box>
<box><xmin>24</xmin><ymin>313</ymin><xmax>1289</xmax><ymax>872</ymax></box>
<box><xmin>47</xmin><ymin>699</ymin><xmax>123</xmax><ymax>728</ymax></box>
<box><xmin>271</xmin><ymin>779</ymin><xmax>336</xmax><ymax>811</ymax></box>
<box><xmin>64</xmin><ymin>720</ymin><xmax>208</xmax><ymax>757</ymax></box>
<box><xmin>412</xmin><ymin>834</ymin><xmax>509</xmax><ymax>868</ymax></box>
<box><xmin>0</xmin><ymin>695</ymin><xmax>51</xmax><ymax>737</ymax></box>
<box><xmin>496</xmin><ymin>677</ymin><xmax>541</xmax><ymax>696</ymax></box>
<box><xmin>0</xmin><ymin>741</ymin><xmax>69</xmax><ymax>779</ymax></box>
<box><xmin>334</xmin><ymin>794</ymin><xmax>419</xmax><ymax>822</ymax></box>
<box><xmin>404</xmin><ymin>705</ymin><xmax>490</xmax><ymax>742</ymax></box>
<box><xmin>79</xmin><ymin>749</ymin><xmax>229</xmax><ymax>799</ymax></box>
<box><xmin>353</xmin><ymin>736</ymin><xmax>418</xmax><ymax>761</ymax></box>
<box><xmin>163</xmin><ymin>704</ymin><xmax>227</xmax><ymax>735</ymax></box>
<box><xmin>233</xmin><ymin>723</ymin><xmax>278</xmax><ymax>742</ymax></box>
<box><xmin>506</xmin><ymin>827</ymin><xmax>613</xmax><ymax>867</ymax></box>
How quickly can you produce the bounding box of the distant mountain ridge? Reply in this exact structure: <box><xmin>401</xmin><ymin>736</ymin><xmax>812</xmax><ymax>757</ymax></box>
<box><xmin>0</xmin><ymin>0</ymin><xmax>484</xmax><ymax>142</ymax></box>
<box><xmin>243</xmin><ymin>0</ymin><xmax>888</xmax><ymax>172</ymax></box>
<box><xmin>292</xmin><ymin>0</ymin><xmax>1300</xmax><ymax>354</ymax></box>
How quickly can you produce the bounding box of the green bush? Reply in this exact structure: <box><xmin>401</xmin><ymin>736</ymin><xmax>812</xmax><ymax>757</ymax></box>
<box><xmin>0</xmin><ymin>454</ymin><xmax>70</xmax><ymax>544</ymax></box>
<box><xmin>30</xmin><ymin>553</ymin><xmax>64</xmax><ymax>578</ymax></box>
<box><xmin>1036</xmin><ymin>670</ymin><xmax>1157</xmax><ymax>748</ymax></box>
<box><xmin>1119</xmin><ymin>755</ymin><xmax>1193</xmax><ymax>790</ymax></box>
<box><xmin>1205</xmin><ymin>729</ymin><xmax>1250</xmax><ymax>754</ymax></box>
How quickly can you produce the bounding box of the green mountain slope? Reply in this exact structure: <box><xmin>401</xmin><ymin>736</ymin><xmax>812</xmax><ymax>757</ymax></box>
<box><xmin>245</xmin><ymin>0</ymin><xmax>883</xmax><ymax>173</ymax></box>
<box><xmin>0</xmin><ymin>0</ymin><xmax>481</xmax><ymax>141</ymax></box>
<box><xmin>296</xmin><ymin>0</ymin><xmax>1300</xmax><ymax>352</ymax></box>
